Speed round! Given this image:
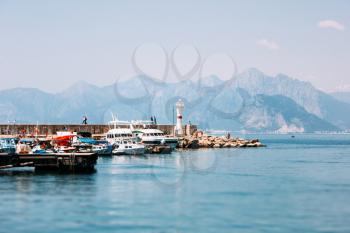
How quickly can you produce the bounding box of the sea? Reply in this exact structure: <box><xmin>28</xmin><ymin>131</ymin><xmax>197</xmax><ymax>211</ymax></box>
<box><xmin>1</xmin><ymin>134</ymin><xmax>350</xmax><ymax>233</ymax></box>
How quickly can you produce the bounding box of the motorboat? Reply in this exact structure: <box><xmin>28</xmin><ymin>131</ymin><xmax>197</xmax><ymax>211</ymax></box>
<box><xmin>106</xmin><ymin>118</ymin><xmax>145</xmax><ymax>155</ymax></box>
<box><xmin>0</xmin><ymin>138</ymin><xmax>16</xmax><ymax>154</ymax></box>
<box><xmin>92</xmin><ymin>140</ymin><xmax>113</xmax><ymax>155</ymax></box>
<box><xmin>16</xmin><ymin>140</ymin><xmax>32</xmax><ymax>154</ymax></box>
<box><xmin>132</xmin><ymin>128</ymin><xmax>178</xmax><ymax>149</ymax></box>
<box><xmin>112</xmin><ymin>139</ymin><xmax>145</xmax><ymax>155</ymax></box>
<box><xmin>31</xmin><ymin>138</ymin><xmax>55</xmax><ymax>154</ymax></box>
<box><xmin>32</xmin><ymin>145</ymin><xmax>48</xmax><ymax>154</ymax></box>
<box><xmin>92</xmin><ymin>144</ymin><xmax>113</xmax><ymax>155</ymax></box>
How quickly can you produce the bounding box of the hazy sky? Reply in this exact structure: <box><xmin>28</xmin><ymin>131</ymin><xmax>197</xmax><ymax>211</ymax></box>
<box><xmin>0</xmin><ymin>0</ymin><xmax>349</xmax><ymax>93</ymax></box>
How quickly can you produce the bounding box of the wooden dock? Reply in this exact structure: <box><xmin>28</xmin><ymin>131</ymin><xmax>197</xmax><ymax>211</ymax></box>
<box><xmin>0</xmin><ymin>153</ymin><xmax>98</xmax><ymax>173</ymax></box>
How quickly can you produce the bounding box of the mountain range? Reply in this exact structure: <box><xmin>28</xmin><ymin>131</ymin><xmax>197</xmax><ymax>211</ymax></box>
<box><xmin>1</xmin><ymin>68</ymin><xmax>350</xmax><ymax>133</ymax></box>
<box><xmin>331</xmin><ymin>91</ymin><xmax>350</xmax><ymax>105</ymax></box>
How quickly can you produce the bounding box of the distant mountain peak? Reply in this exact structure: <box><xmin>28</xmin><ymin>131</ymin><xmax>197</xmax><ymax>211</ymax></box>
<box><xmin>200</xmin><ymin>75</ymin><xmax>223</xmax><ymax>87</ymax></box>
<box><xmin>243</xmin><ymin>67</ymin><xmax>265</xmax><ymax>77</ymax></box>
<box><xmin>63</xmin><ymin>80</ymin><xmax>98</xmax><ymax>92</ymax></box>
<box><xmin>275</xmin><ymin>73</ymin><xmax>291</xmax><ymax>80</ymax></box>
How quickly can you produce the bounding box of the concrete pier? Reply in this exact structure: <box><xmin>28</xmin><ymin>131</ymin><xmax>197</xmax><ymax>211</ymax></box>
<box><xmin>0</xmin><ymin>123</ymin><xmax>197</xmax><ymax>137</ymax></box>
<box><xmin>0</xmin><ymin>153</ymin><xmax>98</xmax><ymax>172</ymax></box>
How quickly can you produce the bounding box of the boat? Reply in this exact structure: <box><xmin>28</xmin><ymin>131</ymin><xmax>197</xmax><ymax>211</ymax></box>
<box><xmin>92</xmin><ymin>140</ymin><xmax>113</xmax><ymax>155</ymax></box>
<box><xmin>31</xmin><ymin>138</ymin><xmax>55</xmax><ymax>154</ymax></box>
<box><xmin>92</xmin><ymin>144</ymin><xmax>113</xmax><ymax>155</ymax></box>
<box><xmin>55</xmin><ymin>146</ymin><xmax>76</xmax><ymax>153</ymax></box>
<box><xmin>111</xmin><ymin>139</ymin><xmax>145</xmax><ymax>155</ymax></box>
<box><xmin>16</xmin><ymin>139</ymin><xmax>33</xmax><ymax>154</ymax></box>
<box><xmin>53</xmin><ymin>132</ymin><xmax>77</xmax><ymax>147</ymax></box>
<box><xmin>132</xmin><ymin>128</ymin><xmax>179</xmax><ymax>149</ymax></box>
<box><xmin>0</xmin><ymin>138</ymin><xmax>16</xmax><ymax>154</ymax></box>
<box><xmin>31</xmin><ymin>145</ymin><xmax>48</xmax><ymax>154</ymax></box>
<box><xmin>74</xmin><ymin>136</ymin><xmax>113</xmax><ymax>155</ymax></box>
<box><xmin>106</xmin><ymin>119</ymin><xmax>145</xmax><ymax>155</ymax></box>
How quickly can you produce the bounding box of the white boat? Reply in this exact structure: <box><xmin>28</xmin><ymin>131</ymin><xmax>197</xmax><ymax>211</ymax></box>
<box><xmin>106</xmin><ymin>119</ymin><xmax>145</xmax><ymax>155</ymax></box>
<box><xmin>112</xmin><ymin>139</ymin><xmax>145</xmax><ymax>155</ymax></box>
<box><xmin>132</xmin><ymin>128</ymin><xmax>179</xmax><ymax>149</ymax></box>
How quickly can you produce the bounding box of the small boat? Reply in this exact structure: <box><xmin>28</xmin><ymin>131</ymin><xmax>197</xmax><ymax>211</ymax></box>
<box><xmin>53</xmin><ymin>132</ymin><xmax>77</xmax><ymax>147</ymax></box>
<box><xmin>31</xmin><ymin>138</ymin><xmax>55</xmax><ymax>154</ymax></box>
<box><xmin>0</xmin><ymin>138</ymin><xmax>16</xmax><ymax>154</ymax></box>
<box><xmin>92</xmin><ymin>140</ymin><xmax>113</xmax><ymax>155</ymax></box>
<box><xmin>31</xmin><ymin>145</ymin><xmax>48</xmax><ymax>154</ymax></box>
<box><xmin>73</xmin><ymin>137</ymin><xmax>113</xmax><ymax>155</ymax></box>
<box><xmin>112</xmin><ymin>140</ymin><xmax>145</xmax><ymax>155</ymax></box>
<box><xmin>55</xmin><ymin>146</ymin><xmax>76</xmax><ymax>153</ymax></box>
<box><xmin>16</xmin><ymin>140</ymin><xmax>32</xmax><ymax>154</ymax></box>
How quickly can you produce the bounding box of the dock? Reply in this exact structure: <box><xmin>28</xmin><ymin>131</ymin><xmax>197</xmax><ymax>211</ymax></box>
<box><xmin>0</xmin><ymin>153</ymin><xmax>98</xmax><ymax>172</ymax></box>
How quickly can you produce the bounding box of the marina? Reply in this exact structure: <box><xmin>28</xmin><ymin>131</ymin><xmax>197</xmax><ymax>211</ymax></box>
<box><xmin>1</xmin><ymin>1</ymin><xmax>349</xmax><ymax>232</ymax></box>
<box><xmin>0</xmin><ymin>120</ymin><xmax>264</xmax><ymax>173</ymax></box>
<box><xmin>0</xmin><ymin>129</ymin><xmax>264</xmax><ymax>173</ymax></box>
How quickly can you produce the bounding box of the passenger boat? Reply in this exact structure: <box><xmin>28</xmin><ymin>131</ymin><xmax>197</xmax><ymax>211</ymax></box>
<box><xmin>132</xmin><ymin>127</ymin><xmax>178</xmax><ymax>149</ymax></box>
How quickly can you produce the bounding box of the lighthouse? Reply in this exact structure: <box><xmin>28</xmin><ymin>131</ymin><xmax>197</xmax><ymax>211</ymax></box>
<box><xmin>175</xmin><ymin>99</ymin><xmax>184</xmax><ymax>136</ymax></box>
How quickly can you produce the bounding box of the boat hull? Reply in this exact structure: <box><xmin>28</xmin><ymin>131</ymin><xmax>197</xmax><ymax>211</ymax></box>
<box><xmin>142</xmin><ymin>139</ymin><xmax>178</xmax><ymax>150</ymax></box>
<box><xmin>0</xmin><ymin>148</ymin><xmax>16</xmax><ymax>154</ymax></box>
<box><xmin>93</xmin><ymin>145</ymin><xmax>113</xmax><ymax>156</ymax></box>
<box><xmin>112</xmin><ymin>147</ymin><xmax>145</xmax><ymax>155</ymax></box>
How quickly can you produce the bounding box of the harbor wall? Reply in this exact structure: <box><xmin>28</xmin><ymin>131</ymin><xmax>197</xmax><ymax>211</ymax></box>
<box><xmin>0</xmin><ymin>124</ymin><xmax>197</xmax><ymax>137</ymax></box>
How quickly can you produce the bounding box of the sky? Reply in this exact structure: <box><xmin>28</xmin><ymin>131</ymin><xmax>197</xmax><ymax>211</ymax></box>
<box><xmin>0</xmin><ymin>0</ymin><xmax>349</xmax><ymax>93</ymax></box>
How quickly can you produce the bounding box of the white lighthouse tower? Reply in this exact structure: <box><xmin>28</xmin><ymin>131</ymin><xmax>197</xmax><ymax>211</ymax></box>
<box><xmin>175</xmin><ymin>99</ymin><xmax>184</xmax><ymax>136</ymax></box>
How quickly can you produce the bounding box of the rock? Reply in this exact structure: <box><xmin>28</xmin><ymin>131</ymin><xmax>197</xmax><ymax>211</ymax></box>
<box><xmin>251</xmin><ymin>139</ymin><xmax>260</xmax><ymax>143</ymax></box>
<box><xmin>178</xmin><ymin>134</ymin><xmax>264</xmax><ymax>149</ymax></box>
<box><xmin>255</xmin><ymin>142</ymin><xmax>266</xmax><ymax>147</ymax></box>
<box><xmin>198</xmin><ymin>140</ymin><xmax>205</xmax><ymax>147</ymax></box>
<box><xmin>246</xmin><ymin>143</ymin><xmax>257</xmax><ymax>147</ymax></box>
<box><xmin>188</xmin><ymin>139</ymin><xmax>199</xmax><ymax>149</ymax></box>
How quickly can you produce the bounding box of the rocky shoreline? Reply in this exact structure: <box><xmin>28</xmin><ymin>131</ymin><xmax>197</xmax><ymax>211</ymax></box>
<box><xmin>177</xmin><ymin>131</ymin><xmax>266</xmax><ymax>149</ymax></box>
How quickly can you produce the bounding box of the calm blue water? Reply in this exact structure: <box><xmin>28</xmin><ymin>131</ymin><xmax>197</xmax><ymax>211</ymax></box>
<box><xmin>1</xmin><ymin>134</ymin><xmax>350</xmax><ymax>233</ymax></box>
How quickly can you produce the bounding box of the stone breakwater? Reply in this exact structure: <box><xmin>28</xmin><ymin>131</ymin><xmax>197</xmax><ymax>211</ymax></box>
<box><xmin>178</xmin><ymin>131</ymin><xmax>265</xmax><ymax>149</ymax></box>
<box><xmin>0</xmin><ymin>124</ymin><xmax>197</xmax><ymax>137</ymax></box>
